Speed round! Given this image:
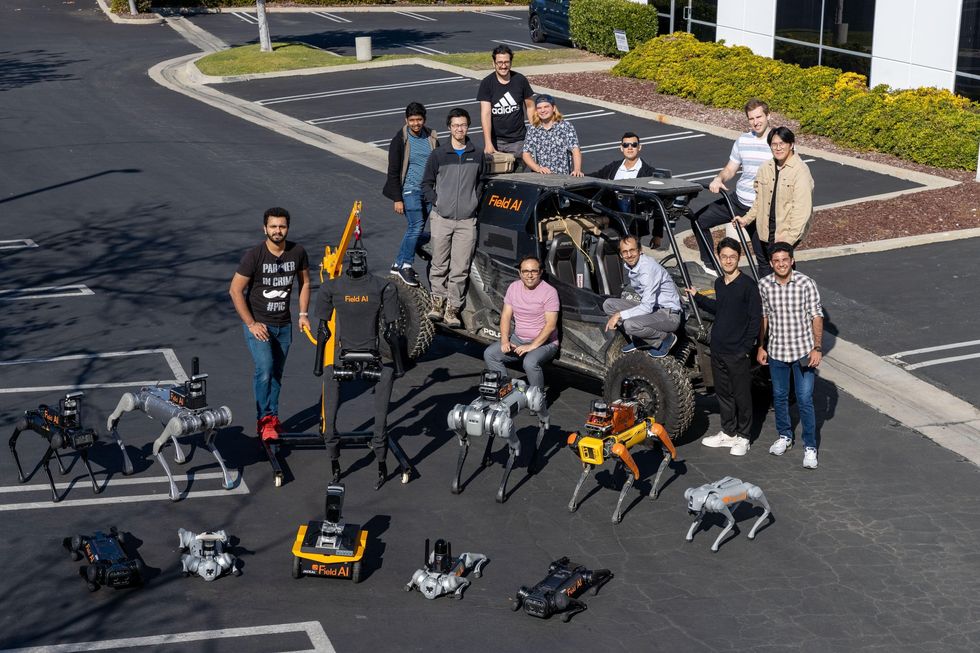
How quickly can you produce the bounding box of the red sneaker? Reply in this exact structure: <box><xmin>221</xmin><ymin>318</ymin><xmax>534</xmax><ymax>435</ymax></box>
<box><xmin>259</xmin><ymin>416</ymin><xmax>279</xmax><ymax>442</ymax></box>
<box><xmin>268</xmin><ymin>415</ymin><xmax>283</xmax><ymax>436</ymax></box>
<box><xmin>256</xmin><ymin>416</ymin><xmax>269</xmax><ymax>436</ymax></box>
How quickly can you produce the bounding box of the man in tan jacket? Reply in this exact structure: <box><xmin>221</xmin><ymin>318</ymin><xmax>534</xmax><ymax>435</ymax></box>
<box><xmin>735</xmin><ymin>127</ymin><xmax>814</xmax><ymax>277</ymax></box>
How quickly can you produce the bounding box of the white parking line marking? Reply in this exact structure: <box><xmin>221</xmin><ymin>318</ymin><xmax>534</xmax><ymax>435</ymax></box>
<box><xmin>394</xmin><ymin>10</ymin><xmax>438</xmax><ymax>22</ymax></box>
<box><xmin>579</xmin><ymin>132</ymin><xmax>702</xmax><ymax>154</ymax></box>
<box><xmin>0</xmin><ymin>348</ymin><xmax>188</xmax><ymax>394</ymax></box>
<box><xmin>309</xmin><ymin>98</ymin><xmax>475</xmax><ymax>125</ymax></box>
<box><xmin>474</xmin><ymin>9</ymin><xmax>521</xmax><ymax>20</ymax></box>
<box><xmin>886</xmin><ymin>339</ymin><xmax>980</xmax><ymax>370</ymax></box>
<box><xmin>0</xmin><ymin>285</ymin><xmax>93</xmax><ymax>301</ymax></box>
<box><xmin>257</xmin><ymin>76</ymin><xmax>467</xmax><ymax>105</ymax></box>
<box><xmin>0</xmin><ymin>476</ymin><xmax>249</xmax><ymax>511</ymax></box>
<box><xmin>0</xmin><ymin>472</ymin><xmax>230</xmax><ymax>494</ymax></box>
<box><xmin>677</xmin><ymin>158</ymin><xmax>816</xmax><ymax>181</ymax></box>
<box><xmin>492</xmin><ymin>38</ymin><xmax>548</xmax><ymax>51</ymax></box>
<box><xmin>0</xmin><ymin>621</ymin><xmax>335</xmax><ymax>653</ymax></box>
<box><xmin>231</xmin><ymin>11</ymin><xmax>258</xmax><ymax>24</ymax></box>
<box><xmin>312</xmin><ymin>11</ymin><xmax>351</xmax><ymax>24</ymax></box>
<box><xmin>401</xmin><ymin>43</ymin><xmax>448</xmax><ymax>55</ymax></box>
<box><xmin>0</xmin><ymin>239</ymin><xmax>38</xmax><ymax>250</ymax></box>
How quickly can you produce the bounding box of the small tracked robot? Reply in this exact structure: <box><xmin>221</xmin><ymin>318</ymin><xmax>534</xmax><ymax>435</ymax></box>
<box><xmin>177</xmin><ymin>528</ymin><xmax>241</xmax><ymax>581</ymax></box>
<box><xmin>447</xmin><ymin>370</ymin><xmax>547</xmax><ymax>503</ymax></box>
<box><xmin>685</xmin><ymin>476</ymin><xmax>773</xmax><ymax>552</ymax></box>
<box><xmin>292</xmin><ymin>484</ymin><xmax>366</xmax><ymax>583</ymax></box>
<box><xmin>64</xmin><ymin>527</ymin><xmax>144</xmax><ymax>592</ymax></box>
<box><xmin>106</xmin><ymin>357</ymin><xmax>234</xmax><ymax>501</ymax></box>
<box><xmin>9</xmin><ymin>391</ymin><xmax>132</xmax><ymax>503</ymax></box>
<box><xmin>404</xmin><ymin>538</ymin><xmax>488</xmax><ymax>600</ymax></box>
<box><xmin>566</xmin><ymin>399</ymin><xmax>677</xmax><ymax>523</ymax></box>
<box><xmin>511</xmin><ymin>557</ymin><xmax>613</xmax><ymax>622</ymax></box>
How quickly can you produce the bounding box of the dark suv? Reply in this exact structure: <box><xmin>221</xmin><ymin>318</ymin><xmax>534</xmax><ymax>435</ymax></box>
<box><xmin>529</xmin><ymin>0</ymin><xmax>571</xmax><ymax>44</ymax></box>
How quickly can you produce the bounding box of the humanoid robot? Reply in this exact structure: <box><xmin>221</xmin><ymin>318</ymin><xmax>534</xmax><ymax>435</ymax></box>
<box><xmin>684</xmin><ymin>476</ymin><xmax>773</xmax><ymax>552</ymax></box>
<box><xmin>177</xmin><ymin>528</ymin><xmax>240</xmax><ymax>581</ymax></box>
<box><xmin>106</xmin><ymin>358</ymin><xmax>234</xmax><ymax>501</ymax></box>
<box><xmin>404</xmin><ymin>538</ymin><xmax>488</xmax><ymax>600</ymax></box>
<box><xmin>9</xmin><ymin>391</ymin><xmax>131</xmax><ymax>503</ymax></box>
<box><xmin>447</xmin><ymin>370</ymin><xmax>547</xmax><ymax>503</ymax></box>
<box><xmin>566</xmin><ymin>399</ymin><xmax>677</xmax><ymax>523</ymax></box>
<box><xmin>313</xmin><ymin>247</ymin><xmax>405</xmax><ymax>490</ymax></box>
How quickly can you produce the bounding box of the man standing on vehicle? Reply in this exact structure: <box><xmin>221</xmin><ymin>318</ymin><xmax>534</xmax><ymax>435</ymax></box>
<box><xmin>483</xmin><ymin>255</ymin><xmax>559</xmax><ymax>395</ymax></box>
<box><xmin>685</xmin><ymin>238</ymin><xmax>761</xmax><ymax>457</ymax></box>
<box><xmin>757</xmin><ymin>242</ymin><xmax>823</xmax><ymax>469</ymax></box>
<box><xmin>603</xmin><ymin>236</ymin><xmax>682</xmax><ymax>356</ymax></box>
<box><xmin>229</xmin><ymin>208</ymin><xmax>311</xmax><ymax>441</ymax></box>
<box><xmin>478</xmin><ymin>45</ymin><xmax>535</xmax><ymax>157</ymax></box>
<box><xmin>422</xmin><ymin>107</ymin><xmax>484</xmax><ymax>328</ymax></box>
<box><xmin>691</xmin><ymin>98</ymin><xmax>772</xmax><ymax>276</ymax></box>
<box><xmin>382</xmin><ymin>101</ymin><xmax>438</xmax><ymax>287</ymax></box>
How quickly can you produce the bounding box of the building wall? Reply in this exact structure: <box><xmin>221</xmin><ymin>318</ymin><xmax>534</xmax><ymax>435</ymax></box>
<box><xmin>715</xmin><ymin>0</ymin><xmax>777</xmax><ymax>58</ymax></box>
<box><xmin>870</xmin><ymin>0</ymin><xmax>961</xmax><ymax>90</ymax></box>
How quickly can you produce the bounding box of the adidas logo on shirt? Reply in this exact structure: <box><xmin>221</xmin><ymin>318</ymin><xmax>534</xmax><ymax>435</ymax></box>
<box><xmin>491</xmin><ymin>92</ymin><xmax>521</xmax><ymax>115</ymax></box>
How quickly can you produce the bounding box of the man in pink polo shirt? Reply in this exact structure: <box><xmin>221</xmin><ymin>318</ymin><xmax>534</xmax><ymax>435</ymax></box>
<box><xmin>483</xmin><ymin>255</ymin><xmax>560</xmax><ymax>394</ymax></box>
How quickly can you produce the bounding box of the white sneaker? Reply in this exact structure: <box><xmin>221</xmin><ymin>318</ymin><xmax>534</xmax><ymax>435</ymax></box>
<box><xmin>803</xmin><ymin>447</ymin><xmax>818</xmax><ymax>469</ymax></box>
<box><xmin>768</xmin><ymin>436</ymin><xmax>793</xmax><ymax>456</ymax></box>
<box><xmin>701</xmin><ymin>431</ymin><xmax>739</xmax><ymax>448</ymax></box>
<box><xmin>729</xmin><ymin>437</ymin><xmax>750</xmax><ymax>456</ymax></box>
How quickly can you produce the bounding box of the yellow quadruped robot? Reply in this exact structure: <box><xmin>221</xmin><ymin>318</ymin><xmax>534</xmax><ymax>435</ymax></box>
<box><xmin>263</xmin><ymin>202</ymin><xmax>415</xmax><ymax>488</ymax></box>
<box><xmin>566</xmin><ymin>399</ymin><xmax>678</xmax><ymax>523</ymax></box>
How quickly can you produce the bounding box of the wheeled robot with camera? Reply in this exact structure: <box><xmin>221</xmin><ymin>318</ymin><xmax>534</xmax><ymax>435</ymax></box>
<box><xmin>291</xmin><ymin>484</ymin><xmax>367</xmax><ymax>582</ymax></box>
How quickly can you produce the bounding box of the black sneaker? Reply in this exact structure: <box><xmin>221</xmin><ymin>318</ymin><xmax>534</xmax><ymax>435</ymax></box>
<box><xmin>394</xmin><ymin>266</ymin><xmax>420</xmax><ymax>287</ymax></box>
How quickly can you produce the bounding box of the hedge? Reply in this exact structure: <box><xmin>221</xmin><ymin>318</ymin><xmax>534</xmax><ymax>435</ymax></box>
<box><xmin>613</xmin><ymin>33</ymin><xmax>980</xmax><ymax>170</ymax></box>
<box><xmin>569</xmin><ymin>0</ymin><xmax>658</xmax><ymax>58</ymax></box>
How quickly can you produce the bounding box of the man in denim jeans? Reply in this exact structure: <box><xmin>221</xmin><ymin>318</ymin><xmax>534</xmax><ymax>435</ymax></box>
<box><xmin>382</xmin><ymin>101</ymin><xmax>438</xmax><ymax>287</ymax></box>
<box><xmin>229</xmin><ymin>208</ymin><xmax>310</xmax><ymax>441</ymax></box>
<box><xmin>757</xmin><ymin>243</ymin><xmax>824</xmax><ymax>469</ymax></box>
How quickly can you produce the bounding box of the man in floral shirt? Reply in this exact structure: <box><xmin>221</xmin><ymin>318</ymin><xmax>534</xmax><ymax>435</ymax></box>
<box><xmin>521</xmin><ymin>94</ymin><xmax>584</xmax><ymax>177</ymax></box>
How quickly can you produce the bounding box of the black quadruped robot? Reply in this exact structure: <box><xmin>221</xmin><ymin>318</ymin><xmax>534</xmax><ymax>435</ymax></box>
<box><xmin>447</xmin><ymin>370</ymin><xmax>547</xmax><ymax>503</ymax></box>
<box><xmin>270</xmin><ymin>244</ymin><xmax>411</xmax><ymax>491</ymax></box>
<box><xmin>9</xmin><ymin>391</ymin><xmax>132</xmax><ymax>502</ymax></box>
<box><xmin>106</xmin><ymin>357</ymin><xmax>234</xmax><ymax>501</ymax></box>
<box><xmin>512</xmin><ymin>557</ymin><xmax>613</xmax><ymax>622</ymax></box>
<box><xmin>64</xmin><ymin>527</ymin><xmax>145</xmax><ymax>592</ymax></box>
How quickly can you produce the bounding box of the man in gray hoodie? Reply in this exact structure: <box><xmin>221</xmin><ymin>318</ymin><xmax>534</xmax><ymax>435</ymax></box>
<box><xmin>421</xmin><ymin>107</ymin><xmax>484</xmax><ymax>328</ymax></box>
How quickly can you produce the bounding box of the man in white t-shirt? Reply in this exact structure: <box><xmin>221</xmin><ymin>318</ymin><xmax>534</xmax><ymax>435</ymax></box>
<box><xmin>692</xmin><ymin>98</ymin><xmax>773</xmax><ymax>277</ymax></box>
<box><xmin>483</xmin><ymin>255</ymin><xmax>559</xmax><ymax>392</ymax></box>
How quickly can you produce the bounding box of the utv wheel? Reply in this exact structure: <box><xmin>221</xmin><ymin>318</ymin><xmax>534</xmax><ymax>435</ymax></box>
<box><xmin>529</xmin><ymin>14</ymin><xmax>546</xmax><ymax>43</ymax></box>
<box><xmin>604</xmin><ymin>353</ymin><xmax>694</xmax><ymax>439</ymax></box>
<box><xmin>380</xmin><ymin>283</ymin><xmax>435</xmax><ymax>361</ymax></box>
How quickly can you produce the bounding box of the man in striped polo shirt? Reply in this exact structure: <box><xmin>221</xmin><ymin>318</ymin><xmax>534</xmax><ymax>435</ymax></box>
<box><xmin>692</xmin><ymin>98</ymin><xmax>773</xmax><ymax>277</ymax></box>
<box><xmin>757</xmin><ymin>243</ymin><xmax>824</xmax><ymax>469</ymax></box>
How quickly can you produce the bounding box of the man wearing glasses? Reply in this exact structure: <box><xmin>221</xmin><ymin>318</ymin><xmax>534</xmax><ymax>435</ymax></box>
<box><xmin>478</xmin><ymin>44</ymin><xmax>535</xmax><ymax>156</ymax></box>
<box><xmin>483</xmin><ymin>255</ymin><xmax>559</xmax><ymax>395</ymax></box>
<box><xmin>229</xmin><ymin>207</ymin><xmax>311</xmax><ymax>441</ymax></box>
<box><xmin>588</xmin><ymin>132</ymin><xmax>655</xmax><ymax>181</ymax></box>
<box><xmin>422</xmin><ymin>108</ymin><xmax>484</xmax><ymax>328</ymax></box>
<box><xmin>603</xmin><ymin>236</ymin><xmax>682</xmax><ymax>357</ymax></box>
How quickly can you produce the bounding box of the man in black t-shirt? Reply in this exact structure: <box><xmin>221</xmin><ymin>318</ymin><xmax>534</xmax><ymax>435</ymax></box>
<box><xmin>229</xmin><ymin>207</ymin><xmax>310</xmax><ymax>442</ymax></box>
<box><xmin>477</xmin><ymin>44</ymin><xmax>535</xmax><ymax>156</ymax></box>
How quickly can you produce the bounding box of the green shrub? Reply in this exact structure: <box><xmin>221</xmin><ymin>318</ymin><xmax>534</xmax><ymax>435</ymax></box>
<box><xmin>138</xmin><ymin>0</ymin><xmax>526</xmax><ymax>6</ymax></box>
<box><xmin>614</xmin><ymin>33</ymin><xmax>980</xmax><ymax>170</ymax></box>
<box><xmin>569</xmin><ymin>0</ymin><xmax>658</xmax><ymax>58</ymax></box>
<box><xmin>110</xmin><ymin>0</ymin><xmax>152</xmax><ymax>12</ymax></box>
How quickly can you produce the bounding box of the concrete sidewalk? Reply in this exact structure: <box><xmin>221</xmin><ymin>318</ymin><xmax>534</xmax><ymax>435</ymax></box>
<box><xmin>147</xmin><ymin>37</ymin><xmax>980</xmax><ymax>470</ymax></box>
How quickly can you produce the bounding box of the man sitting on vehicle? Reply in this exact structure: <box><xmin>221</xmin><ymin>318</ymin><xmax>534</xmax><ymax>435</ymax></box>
<box><xmin>483</xmin><ymin>255</ymin><xmax>559</xmax><ymax>401</ymax></box>
<box><xmin>603</xmin><ymin>236</ymin><xmax>682</xmax><ymax>356</ymax></box>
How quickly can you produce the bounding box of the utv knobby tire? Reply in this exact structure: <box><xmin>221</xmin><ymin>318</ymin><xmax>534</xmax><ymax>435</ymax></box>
<box><xmin>380</xmin><ymin>282</ymin><xmax>434</xmax><ymax>361</ymax></box>
<box><xmin>603</xmin><ymin>353</ymin><xmax>695</xmax><ymax>440</ymax></box>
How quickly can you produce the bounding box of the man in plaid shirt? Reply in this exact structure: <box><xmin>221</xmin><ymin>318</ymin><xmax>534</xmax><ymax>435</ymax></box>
<box><xmin>757</xmin><ymin>243</ymin><xmax>824</xmax><ymax>469</ymax></box>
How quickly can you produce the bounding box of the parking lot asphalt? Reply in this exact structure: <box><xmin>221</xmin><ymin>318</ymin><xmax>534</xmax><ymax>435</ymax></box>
<box><xmin>213</xmin><ymin>63</ymin><xmax>924</xmax><ymax>210</ymax></box>
<box><xmin>2</xmin><ymin>3</ymin><xmax>980</xmax><ymax>652</ymax></box>
<box><xmin>804</xmin><ymin>238</ymin><xmax>980</xmax><ymax>408</ymax></box>
<box><xmin>186</xmin><ymin>8</ymin><xmax>555</xmax><ymax>57</ymax></box>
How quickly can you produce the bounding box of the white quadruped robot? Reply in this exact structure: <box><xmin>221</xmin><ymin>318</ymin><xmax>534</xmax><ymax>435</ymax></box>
<box><xmin>106</xmin><ymin>357</ymin><xmax>234</xmax><ymax>501</ymax></box>
<box><xmin>178</xmin><ymin>528</ymin><xmax>240</xmax><ymax>581</ymax></box>
<box><xmin>404</xmin><ymin>538</ymin><xmax>488</xmax><ymax>600</ymax></box>
<box><xmin>684</xmin><ymin>477</ymin><xmax>773</xmax><ymax>552</ymax></box>
<box><xmin>447</xmin><ymin>370</ymin><xmax>547</xmax><ymax>503</ymax></box>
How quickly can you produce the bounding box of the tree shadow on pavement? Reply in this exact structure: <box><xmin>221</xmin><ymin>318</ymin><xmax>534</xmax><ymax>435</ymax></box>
<box><xmin>0</xmin><ymin>49</ymin><xmax>80</xmax><ymax>91</ymax></box>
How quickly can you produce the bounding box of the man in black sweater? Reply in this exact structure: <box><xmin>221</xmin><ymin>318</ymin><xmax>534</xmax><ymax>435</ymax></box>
<box><xmin>685</xmin><ymin>237</ymin><xmax>761</xmax><ymax>456</ymax></box>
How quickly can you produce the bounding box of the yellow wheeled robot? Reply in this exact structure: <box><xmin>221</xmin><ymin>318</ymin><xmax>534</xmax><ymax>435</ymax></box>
<box><xmin>291</xmin><ymin>484</ymin><xmax>366</xmax><ymax>583</ymax></box>
<box><xmin>566</xmin><ymin>399</ymin><xmax>677</xmax><ymax>523</ymax></box>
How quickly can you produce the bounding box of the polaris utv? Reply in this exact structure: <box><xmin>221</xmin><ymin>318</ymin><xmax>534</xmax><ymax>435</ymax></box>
<box><xmin>405</xmin><ymin>173</ymin><xmax>721</xmax><ymax>439</ymax></box>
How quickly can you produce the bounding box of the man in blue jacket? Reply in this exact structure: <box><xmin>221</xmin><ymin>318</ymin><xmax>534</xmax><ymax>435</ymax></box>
<box><xmin>421</xmin><ymin>107</ymin><xmax>484</xmax><ymax>329</ymax></box>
